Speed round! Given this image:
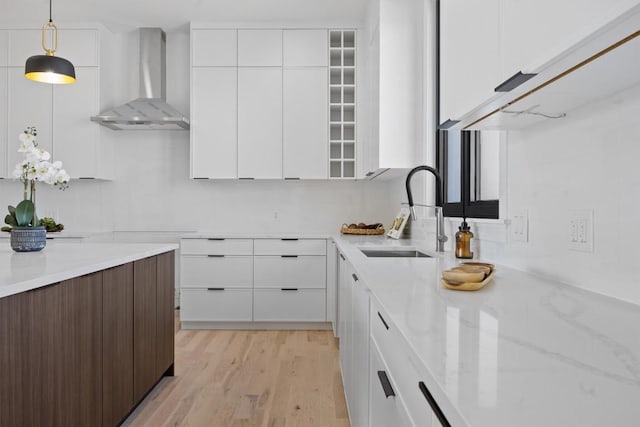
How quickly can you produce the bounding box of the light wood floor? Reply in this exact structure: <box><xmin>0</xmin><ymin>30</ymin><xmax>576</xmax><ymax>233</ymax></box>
<box><xmin>123</xmin><ymin>312</ymin><xmax>349</xmax><ymax>427</ymax></box>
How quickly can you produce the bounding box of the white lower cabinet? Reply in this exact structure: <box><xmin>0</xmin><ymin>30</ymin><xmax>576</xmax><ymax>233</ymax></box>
<box><xmin>254</xmin><ymin>255</ymin><xmax>326</xmax><ymax>288</ymax></box>
<box><xmin>181</xmin><ymin>289</ymin><xmax>253</xmax><ymax>321</ymax></box>
<box><xmin>182</xmin><ymin>256</ymin><xmax>253</xmax><ymax>288</ymax></box>
<box><xmin>371</xmin><ymin>300</ymin><xmax>436</xmax><ymax>427</ymax></box>
<box><xmin>253</xmin><ymin>288</ymin><xmax>325</xmax><ymax>321</ymax></box>
<box><xmin>180</xmin><ymin>237</ymin><xmax>327</xmax><ymax>326</ymax></box>
<box><xmin>370</xmin><ymin>338</ymin><xmax>414</xmax><ymax>427</ymax></box>
<box><xmin>337</xmin><ymin>249</ymin><xmax>448</xmax><ymax>427</ymax></box>
<box><xmin>338</xmin><ymin>253</ymin><xmax>370</xmax><ymax>427</ymax></box>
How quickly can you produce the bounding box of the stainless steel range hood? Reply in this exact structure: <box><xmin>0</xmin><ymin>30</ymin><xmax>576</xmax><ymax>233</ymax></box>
<box><xmin>91</xmin><ymin>28</ymin><xmax>189</xmax><ymax>130</ymax></box>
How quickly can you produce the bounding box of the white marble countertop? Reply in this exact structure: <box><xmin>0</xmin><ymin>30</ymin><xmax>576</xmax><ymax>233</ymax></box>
<box><xmin>0</xmin><ymin>241</ymin><xmax>178</xmax><ymax>298</ymax></box>
<box><xmin>333</xmin><ymin>234</ymin><xmax>640</xmax><ymax>427</ymax></box>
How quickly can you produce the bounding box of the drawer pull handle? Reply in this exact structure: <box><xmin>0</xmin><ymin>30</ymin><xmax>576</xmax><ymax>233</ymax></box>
<box><xmin>281</xmin><ymin>238</ymin><xmax>299</xmax><ymax>241</ymax></box>
<box><xmin>207</xmin><ymin>255</ymin><xmax>225</xmax><ymax>258</ymax></box>
<box><xmin>207</xmin><ymin>238</ymin><xmax>225</xmax><ymax>241</ymax></box>
<box><xmin>339</xmin><ymin>253</ymin><xmax>346</xmax><ymax>261</ymax></box>
<box><xmin>351</xmin><ymin>273</ymin><xmax>359</xmax><ymax>282</ymax></box>
<box><xmin>281</xmin><ymin>255</ymin><xmax>299</xmax><ymax>258</ymax></box>
<box><xmin>281</xmin><ymin>288</ymin><xmax>299</xmax><ymax>291</ymax></box>
<box><xmin>207</xmin><ymin>288</ymin><xmax>225</xmax><ymax>291</ymax></box>
<box><xmin>377</xmin><ymin>371</ymin><xmax>395</xmax><ymax>398</ymax></box>
<box><xmin>377</xmin><ymin>312</ymin><xmax>389</xmax><ymax>330</ymax></box>
<box><xmin>418</xmin><ymin>381</ymin><xmax>451</xmax><ymax>427</ymax></box>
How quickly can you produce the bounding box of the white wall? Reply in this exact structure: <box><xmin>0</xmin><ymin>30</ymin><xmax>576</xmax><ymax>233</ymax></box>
<box><xmin>497</xmin><ymin>84</ymin><xmax>640</xmax><ymax>305</ymax></box>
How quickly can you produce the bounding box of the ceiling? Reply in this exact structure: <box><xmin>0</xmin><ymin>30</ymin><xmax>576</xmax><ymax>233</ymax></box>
<box><xmin>1</xmin><ymin>0</ymin><xmax>368</xmax><ymax>31</ymax></box>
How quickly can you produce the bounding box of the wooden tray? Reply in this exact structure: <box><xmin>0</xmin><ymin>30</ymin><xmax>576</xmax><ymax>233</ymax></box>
<box><xmin>441</xmin><ymin>262</ymin><xmax>495</xmax><ymax>291</ymax></box>
<box><xmin>340</xmin><ymin>225</ymin><xmax>385</xmax><ymax>235</ymax></box>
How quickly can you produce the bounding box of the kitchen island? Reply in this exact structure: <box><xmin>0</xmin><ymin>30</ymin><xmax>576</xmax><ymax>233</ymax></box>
<box><xmin>334</xmin><ymin>234</ymin><xmax>640</xmax><ymax>427</ymax></box>
<box><xmin>0</xmin><ymin>241</ymin><xmax>178</xmax><ymax>427</ymax></box>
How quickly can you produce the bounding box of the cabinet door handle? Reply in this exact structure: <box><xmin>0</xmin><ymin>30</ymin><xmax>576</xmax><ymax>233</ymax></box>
<box><xmin>284</xmin><ymin>177</ymin><xmax>300</xmax><ymax>180</ymax></box>
<box><xmin>339</xmin><ymin>253</ymin><xmax>346</xmax><ymax>261</ymax></box>
<box><xmin>281</xmin><ymin>238</ymin><xmax>299</xmax><ymax>241</ymax></box>
<box><xmin>494</xmin><ymin>70</ymin><xmax>536</xmax><ymax>92</ymax></box>
<box><xmin>377</xmin><ymin>312</ymin><xmax>389</xmax><ymax>330</ymax></box>
<box><xmin>207</xmin><ymin>288</ymin><xmax>225</xmax><ymax>291</ymax></box>
<box><xmin>377</xmin><ymin>371</ymin><xmax>395</xmax><ymax>398</ymax></box>
<box><xmin>207</xmin><ymin>238</ymin><xmax>225</xmax><ymax>241</ymax></box>
<box><xmin>351</xmin><ymin>273</ymin><xmax>359</xmax><ymax>282</ymax></box>
<box><xmin>281</xmin><ymin>288</ymin><xmax>299</xmax><ymax>291</ymax></box>
<box><xmin>239</xmin><ymin>177</ymin><xmax>255</xmax><ymax>180</ymax></box>
<box><xmin>207</xmin><ymin>255</ymin><xmax>225</xmax><ymax>258</ymax></box>
<box><xmin>418</xmin><ymin>381</ymin><xmax>451</xmax><ymax>427</ymax></box>
<box><xmin>281</xmin><ymin>255</ymin><xmax>298</xmax><ymax>258</ymax></box>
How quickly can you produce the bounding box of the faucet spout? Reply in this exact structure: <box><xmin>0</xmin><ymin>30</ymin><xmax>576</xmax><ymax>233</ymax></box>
<box><xmin>405</xmin><ymin>165</ymin><xmax>448</xmax><ymax>252</ymax></box>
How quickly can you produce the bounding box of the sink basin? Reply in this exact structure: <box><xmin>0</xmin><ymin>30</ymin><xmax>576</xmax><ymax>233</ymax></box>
<box><xmin>360</xmin><ymin>249</ymin><xmax>431</xmax><ymax>258</ymax></box>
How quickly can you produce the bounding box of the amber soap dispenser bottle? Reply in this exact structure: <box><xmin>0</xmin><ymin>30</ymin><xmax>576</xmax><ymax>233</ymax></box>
<box><xmin>455</xmin><ymin>219</ymin><xmax>474</xmax><ymax>259</ymax></box>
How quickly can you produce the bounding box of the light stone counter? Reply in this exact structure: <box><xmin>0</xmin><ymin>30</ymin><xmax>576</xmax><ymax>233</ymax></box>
<box><xmin>333</xmin><ymin>234</ymin><xmax>640</xmax><ymax>427</ymax></box>
<box><xmin>0</xmin><ymin>240</ymin><xmax>178</xmax><ymax>298</ymax></box>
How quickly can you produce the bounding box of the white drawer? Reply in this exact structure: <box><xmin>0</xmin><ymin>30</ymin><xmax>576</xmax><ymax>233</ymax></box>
<box><xmin>253</xmin><ymin>288</ymin><xmax>326</xmax><ymax>321</ymax></box>
<box><xmin>181</xmin><ymin>255</ymin><xmax>252</xmax><ymax>288</ymax></box>
<box><xmin>180</xmin><ymin>288</ymin><xmax>252</xmax><ymax>321</ymax></box>
<box><xmin>370</xmin><ymin>300</ymin><xmax>434</xmax><ymax>427</ymax></box>
<box><xmin>370</xmin><ymin>338</ymin><xmax>415</xmax><ymax>427</ymax></box>
<box><xmin>181</xmin><ymin>238</ymin><xmax>253</xmax><ymax>255</ymax></box>
<box><xmin>253</xmin><ymin>238</ymin><xmax>326</xmax><ymax>255</ymax></box>
<box><xmin>254</xmin><ymin>256</ymin><xmax>326</xmax><ymax>289</ymax></box>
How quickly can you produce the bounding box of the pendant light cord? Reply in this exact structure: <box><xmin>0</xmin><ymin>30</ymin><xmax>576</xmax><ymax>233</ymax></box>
<box><xmin>49</xmin><ymin>0</ymin><xmax>53</xmax><ymax>23</ymax></box>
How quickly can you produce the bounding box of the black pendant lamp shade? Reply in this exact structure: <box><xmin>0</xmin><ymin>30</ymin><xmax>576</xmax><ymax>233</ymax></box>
<box><xmin>24</xmin><ymin>0</ymin><xmax>76</xmax><ymax>84</ymax></box>
<box><xmin>25</xmin><ymin>53</ymin><xmax>75</xmax><ymax>84</ymax></box>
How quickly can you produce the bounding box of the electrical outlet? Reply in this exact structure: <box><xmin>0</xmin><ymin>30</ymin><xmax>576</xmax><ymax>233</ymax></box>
<box><xmin>510</xmin><ymin>211</ymin><xmax>528</xmax><ymax>242</ymax></box>
<box><xmin>569</xmin><ymin>209</ymin><xmax>593</xmax><ymax>252</ymax></box>
<box><xmin>273</xmin><ymin>211</ymin><xmax>280</xmax><ymax>222</ymax></box>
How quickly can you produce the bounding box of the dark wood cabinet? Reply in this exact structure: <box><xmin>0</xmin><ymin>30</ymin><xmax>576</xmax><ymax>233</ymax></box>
<box><xmin>102</xmin><ymin>263</ymin><xmax>134</xmax><ymax>427</ymax></box>
<box><xmin>0</xmin><ymin>273</ymin><xmax>103</xmax><ymax>427</ymax></box>
<box><xmin>133</xmin><ymin>256</ymin><xmax>158</xmax><ymax>403</ymax></box>
<box><xmin>0</xmin><ymin>291</ymin><xmax>27</xmax><ymax>427</ymax></box>
<box><xmin>0</xmin><ymin>251</ymin><xmax>175</xmax><ymax>427</ymax></box>
<box><xmin>156</xmin><ymin>251</ymin><xmax>175</xmax><ymax>377</ymax></box>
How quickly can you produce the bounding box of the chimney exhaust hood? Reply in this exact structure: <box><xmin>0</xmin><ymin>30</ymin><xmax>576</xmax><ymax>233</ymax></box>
<box><xmin>91</xmin><ymin>28</ymin><xmax>189</xmax><ymax>130</ymax></box>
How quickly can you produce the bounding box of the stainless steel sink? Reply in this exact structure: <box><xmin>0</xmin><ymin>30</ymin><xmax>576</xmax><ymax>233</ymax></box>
<box><xmin>360</xmin><ymin>249</ymin><xmax>431</xmax><ymax>258</ymax></box>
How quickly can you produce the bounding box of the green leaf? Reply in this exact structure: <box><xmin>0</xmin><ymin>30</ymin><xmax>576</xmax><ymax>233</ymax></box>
<box><xmin>15</xmin><ymin>200</ymin><xmax>35</xmax><ymax>227</ymax></box>
<box><xmin>4</xmin><ymin>214</ymin><xmax>17</xmax><ymax>227</ymax></box>
<box><xmin>8</xmin><ymin>205</ymin><xmax>15</xmax><ymax>215</ymax></box>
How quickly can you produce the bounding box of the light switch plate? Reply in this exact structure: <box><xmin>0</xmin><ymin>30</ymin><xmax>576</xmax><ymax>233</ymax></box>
<box><xmin>510</xmin><ymin>210</ymin><xmax>528</xmax><ymax>243</ymax></box>
<box><xmin>568</xmin><ymin>209</ymin><xmax>594</xmax><ymax>252</ymax></box>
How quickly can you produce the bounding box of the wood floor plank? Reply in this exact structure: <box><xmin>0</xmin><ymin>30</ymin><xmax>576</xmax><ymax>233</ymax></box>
<box><xmin>123</xmin><ymin>314</ymin><xmax>349</xmax><ymax>427</ymax></box>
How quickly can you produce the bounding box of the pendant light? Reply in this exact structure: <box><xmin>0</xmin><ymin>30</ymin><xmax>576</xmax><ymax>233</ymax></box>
<box><xmin>24</xmin><ymin>0</ymin><xmax>76</xmax><ymax>84</ymax></box>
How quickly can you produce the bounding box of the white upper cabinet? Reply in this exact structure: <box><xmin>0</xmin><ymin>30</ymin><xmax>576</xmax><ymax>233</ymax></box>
<box><xmin>283</xmin><ymin>68</ymin><xmax>328</xmax><ymax>179</ymax></box>
<box><xmin>0</xmin><ymin>30</ymin><xmax>7</xmax><ymax>66</ymax></box>
<box><xmin>191</xmin><ymin>67</ymin><xmax>238</xmax><ymax>179</ymax></box>
<box><xmin>441</xmin><ymin>0</ymin><xmax>640</xmax><ymax>127</ymax></box>
<box><xmin>283</xmin><ymin>29</ymin><xmax>328</xmax><ymax>66</ymax></box>
<box><xmin>440</xmin><ymin>0</ymin><xmax>499</xmax><ymax>123</ymax></box>
<box><xmin>191</xmin><ymin>29</ymin><xmax>237</xmax><ymax>66</ymax></box>
<box><xmin>237</xmin><ymin>67</ymin><xmax>282</xmax><ymax>179</ymax></box>
<box><xmin>238</xmin><ymin>29</ymin><xmax>282</xmax><ymax>66</ymax></box>
<box><xmin>7</xmin><ymin>29</ymin><xmax>98</xmax><ymax>67</ymax></box>
<box><xmin>498</xmin><ymin>0</ymin><xmax>639</xmax><ymax>83</ymax></box>
<box><xmin>7</xmin><ymin>68</ymin><xmax>53</xmax><ymax>171</ymax></box>
<box><xmin>0</xmin><ymin>69</ymin><xmax>7</xmax><ymax>178</ymax></box>
<box><xmin>363</xmin><ymin>0</ymin><xmax>424</xmax><ymax>177</ymax></box>
<box><xmin>53</xmin><ymin>67</ymin><xmax>99</xmax><ymax>179</ymax></box>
